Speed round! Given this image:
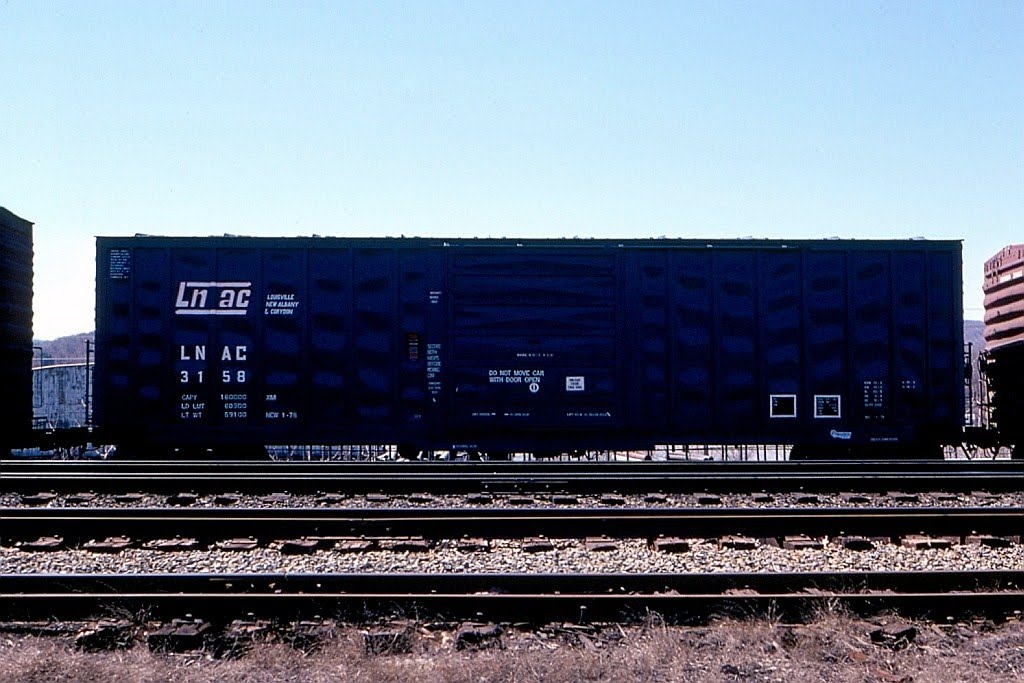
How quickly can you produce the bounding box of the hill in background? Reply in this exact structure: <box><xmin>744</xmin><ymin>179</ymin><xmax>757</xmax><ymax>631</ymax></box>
<box><xmin>964</xmin><ymin>320</ymin><xmax>985</xmax><ymax>353</ymax></box>
<box><xmin>33</xmin><ymin>332</ymin><xmax>94</xmax><ymax>366</ymax></box>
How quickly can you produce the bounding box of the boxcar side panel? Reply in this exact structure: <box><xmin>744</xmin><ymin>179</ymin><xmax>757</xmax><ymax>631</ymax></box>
<box><xmin>891</xmin><ymin>252</ymin><xmax>928</xmax><ymax>427</ymax></box>
<box><xmin>307</xmin><ymin>248</ymin><xmax>350</xmax><ymax>432</ymax></box>
<box><xmin>656</xmin><ymin>243</ymin><xmax>963</xmax><ymax>449</ymax></box>
<box><xmin>96</xmin><ymin>239</ymin><xmax>434</xmax><ymax>449</ymax></box>
<box><xmin>669</xmin><ymin>249</ymin><xmax>715</xmax><ymax>438</ymax></box>
<box><xmin>758</xmin><ymin>248</ymin><xmax>803</xmax><ymax>440</ymax></box>
<box><xmin>137</xmin><ymin>248</ymin><xmax>172</xmax><ymax>434</ymax></box>
<box><xmin>713</xmin><ymin>250</ymin><xmax>759</xmax><ymax>437</ymax></box>
<box><xmin>630</xmin><ymin>250</ymin><xmax>669</xmax><ymax>431</ymax></box>
<box><xmin>803</xmin><ymin>249</ymin><xmax>847</xmax><ymax>437</ymax></box>
<box><xmin>352</xmin><ymin>249</ymin><xmax>395</xmax><ymax>431</ymax></box>
<box><xmin>926</xmin><ymin>249</ymin><xmax>964</xmax><ymax>435</ymax></box>
<box><xmin>260</xmin><ymin>248</ymin><xmax>307</xmax><ymax>439</ymax></box>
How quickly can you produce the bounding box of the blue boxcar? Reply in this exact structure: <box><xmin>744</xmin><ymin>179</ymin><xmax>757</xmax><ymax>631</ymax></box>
<box><xmin>94</xmin><ymin>237</ymin><xmax>964</xmax><ymax>455</ymax></box>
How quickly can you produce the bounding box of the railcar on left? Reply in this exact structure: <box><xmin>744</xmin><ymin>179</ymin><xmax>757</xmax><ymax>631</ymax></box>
<box><xmin>0</xmin><ymin>207</ymin><xmax>93</xmax><ymax>458</ymax></box>
<box><xmin>0</xmin><ymin>207</ymin><xmax>36</xmax><ymax>457</ymax></box>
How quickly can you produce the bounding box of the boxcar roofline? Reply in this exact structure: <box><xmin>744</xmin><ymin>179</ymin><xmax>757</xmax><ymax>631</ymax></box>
<box><xmin>96</xmin><ymin>235</ymin><xmax>962</xmax><ymax>250</ymax></box>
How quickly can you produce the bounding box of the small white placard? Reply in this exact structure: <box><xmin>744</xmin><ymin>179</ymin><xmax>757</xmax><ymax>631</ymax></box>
<box><xmin>565</xmin><ymin>376</ymin><xmax>585</xmax><ymax>392</ymax></box>
<box><xmin>814</xmin><ymin>395</ymin><xmax>841</xmax><ymax>419</ymax></box>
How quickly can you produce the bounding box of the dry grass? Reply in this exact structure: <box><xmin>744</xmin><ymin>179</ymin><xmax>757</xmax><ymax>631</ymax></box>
<box><xmin>3</xmin><ymin>613</ymin><xmax>1024</xmax><ymax>683</ymax></box>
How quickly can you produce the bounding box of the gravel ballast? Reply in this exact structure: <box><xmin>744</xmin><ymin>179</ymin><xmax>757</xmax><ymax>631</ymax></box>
<box><xmin>2</xmin><ymin>490</ymin><xmax>1021</xmax><ymax>509</ymax></box>
<box><xmin>3</xmin><ymin>538</ymin><xmax>1024</xmax><ymax>575</ymax></box>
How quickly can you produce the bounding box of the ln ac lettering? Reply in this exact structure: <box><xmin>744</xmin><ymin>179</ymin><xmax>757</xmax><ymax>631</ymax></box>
<box><xmin>175</xmin><ymin>282</ymin><xmax>252</xmax><ymax>315</ymax></box>
<box><xmin>221</xmin><ymin>345</ymin><xmax>247</xmax><ymax>361</ymax></box>
<box><xmin>180</xmin><ymin>345</ymin><xmax>206</xmax><ymax>361</ymax></box>
<box><xmin>180</xmin><ymin>345</ymin><xmax>248</xmax><ymax>361</ymax></box>
<box><xmin>219</xmin><ymin>288</ymin><xmax>250</xmax><ymax>309</ymax></box>
<box><xmin>178</xmin><ymin>287</ymin><xmax>207</xmax><ymax>309</ymax></box>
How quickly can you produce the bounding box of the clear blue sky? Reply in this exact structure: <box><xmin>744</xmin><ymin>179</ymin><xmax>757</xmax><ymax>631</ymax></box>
<box><xmin>3</xmin><ymin>1</ymin><xmax>1021</xmax><ymax>339</ymax></box>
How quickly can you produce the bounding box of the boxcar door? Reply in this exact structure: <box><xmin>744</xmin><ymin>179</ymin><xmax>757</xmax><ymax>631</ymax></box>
<box><xmin>444</xmin><ymin>245</ymin><xmax>621</xmax><ymax>453</ymax></box>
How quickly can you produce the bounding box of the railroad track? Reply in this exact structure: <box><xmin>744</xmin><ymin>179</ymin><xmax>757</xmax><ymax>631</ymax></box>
<box><xmin>6</xmin><ymin>505</ymin><xmax>1024</xmax><ymax>627</ymax></box>
<box><xmin>5</xmin><ymin>465</ymin><xmax>1022</xmax><ymax>629</ymax></box>
<box><xmin>4</xmin><ymin>459</ymin><xmax>1023</xmax><ymax>494</ymax></box>
<box><xmin>3</xmin><ymin>505</ymin><xmax>1022</xmax><ymax>543</ymax></box>
<box><xmin>2</xmin><ymin>571</ymin><xmax>1024</xmax><ymax>623</ymax></box>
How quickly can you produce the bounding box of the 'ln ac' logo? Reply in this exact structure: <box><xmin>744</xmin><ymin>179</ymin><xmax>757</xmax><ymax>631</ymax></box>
<box><xmin>175</xmin><ymin>281</ymin><xmax>252</xmax><ymax>315</ymax></box>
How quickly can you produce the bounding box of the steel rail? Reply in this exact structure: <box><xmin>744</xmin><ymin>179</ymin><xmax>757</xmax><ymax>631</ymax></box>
<box><xmin>3</xmin><ymin>460</ymin><xmax>1023</xmax><ymax>494</ymax></box>
<box><xmin>2</xmin><ymin>571</ymin><xmax>1023</xmax><ymax>622</ymax></box>
<box><xmin>3</xmin><ymin>506</ymin><xmax>1023</xmax><ymax>542</ymax></box>
<box><xmin>7</xmin><ymin>460</ymin><xmax>1021</xmax><ymax>473</ymax></box>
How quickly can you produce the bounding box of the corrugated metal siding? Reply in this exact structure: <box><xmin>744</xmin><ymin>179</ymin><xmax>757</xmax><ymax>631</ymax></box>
<box><xmin>671</xmin><ymin>250</ymin><xmax>714</xmax><ymax>436</ymax></box>
<box><xmin>804</xmin><ymin>250</ymin><xmax>846</xmax><ymax>419</ymax></box>
<box><xmin>983</xmin><ymin>245</ymin><xmax>1024</xmax><ymax>351</ymax></box>
<box><xmin>927</xmin><ymin>249</ymin><xmax>962</xmax><ymax>428</ymax></box>
<box><xmin>307</xmin><ymin>249</ymin><xmax>349</xmax><ymax>429</ymax></box>
<box><xmin>982</xmin><ymin>246</ymin><xmax>1024</xmax><ymax>448</ymax></box>
<box><xmin>33</xmin><ymin>364</ymin><xmax>90</xmax><ymax>429</ymax></box>
<box><xmin>633</xmin><ymin>251</ymin><xmax>668</xmax><ymax>429</ymax></box>
<box><xmin>758</xmin><ymin>250</ymin><xmax>802</xmax><ymax>439</ymax></box>
<box><xmin>96</xmin><ymin>240</ymin><xmax>433</xmax><ymax>447</ymax></box>
<box><xmin>892</xmin><ymin>252</ymin><xmax>927</xmax><ymax>423</ymax></box>
<box><xmin>659</xmin><ymin>245</ymin><xmax>962</xmax><ymax>447</ymax></box>
<box><xmin>715</xmin><ymin>250</ymin><xmax>759</xmax><ymax>433</ymax></box>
